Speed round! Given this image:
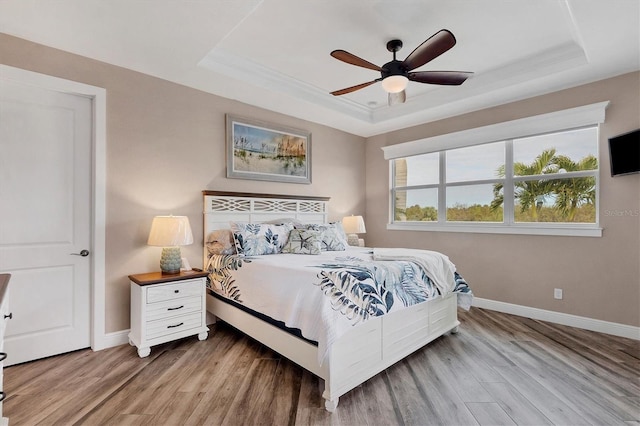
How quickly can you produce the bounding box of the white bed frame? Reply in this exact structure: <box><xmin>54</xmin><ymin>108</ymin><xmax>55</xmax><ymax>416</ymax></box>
<box><xmin>203</xmin><ymin>191</ymin><xmax>460</xmax><ymax>411</ymax></box>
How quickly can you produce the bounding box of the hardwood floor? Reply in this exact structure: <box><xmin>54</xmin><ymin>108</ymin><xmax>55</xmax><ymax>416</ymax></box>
<box><xmin>4</xmin><ymin>307</ymin><xmax>639</xmax><ymax>425</ymax></box>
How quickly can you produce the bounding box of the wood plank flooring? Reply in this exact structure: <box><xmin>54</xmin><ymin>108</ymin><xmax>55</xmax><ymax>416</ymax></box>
<box><xmin>4</xmin><ymin>307</ymin><xmax>639</xmax><ymax>425</ymax></box>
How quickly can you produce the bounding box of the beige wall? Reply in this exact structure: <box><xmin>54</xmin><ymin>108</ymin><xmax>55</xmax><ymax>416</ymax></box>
<box><xmin>0</xmin><ymin>34</ymin><xmax>366</xmax><ymax>332</ymax></box>
<box><xmin>366</xmin><ymin>72</ymin><xmax>640</xmax><ymax>327</ymax></box>
<box><xmin>2</xmin><ymin>32</ymin><xmax>638</xmax><ymax>333</ymax></box>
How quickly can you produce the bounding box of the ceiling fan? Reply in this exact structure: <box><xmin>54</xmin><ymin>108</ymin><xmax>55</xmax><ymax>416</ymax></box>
<box><xmin>330</xmin><ymin>29</ymin><xmax>473</xmax><ymax>105</ymax></box>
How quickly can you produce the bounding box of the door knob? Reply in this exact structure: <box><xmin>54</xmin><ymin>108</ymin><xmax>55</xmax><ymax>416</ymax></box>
<box><xmin>71</xmin><ymin>249</ymin><xmax>90</xmax><ymax>257</ymax></box>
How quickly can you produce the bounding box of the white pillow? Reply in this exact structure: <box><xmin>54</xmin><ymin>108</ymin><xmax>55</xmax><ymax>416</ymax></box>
<box><xmin>262</xmin><ymin>217</ymin><xmax>304</xmax><ymax>227</ymax></box>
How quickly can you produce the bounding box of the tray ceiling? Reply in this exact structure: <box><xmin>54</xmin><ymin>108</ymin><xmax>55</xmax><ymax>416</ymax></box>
<box><xmin>1</xmin><ymin>0</ymin><xmax>638</xmax><ymax>137</ymax></box>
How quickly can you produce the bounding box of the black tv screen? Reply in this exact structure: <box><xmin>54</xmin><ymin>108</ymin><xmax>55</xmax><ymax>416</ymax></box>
<box><xmin>609</xmin><ymin>129</ymin><xmax>639</xmax><ymax>176</ymax></box>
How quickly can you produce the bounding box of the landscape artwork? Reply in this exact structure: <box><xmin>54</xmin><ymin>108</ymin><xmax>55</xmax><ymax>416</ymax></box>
<box><xmin>226</xmin><ymin>114</ymin><xmax>311</xmax><ymax>184</ymax></box>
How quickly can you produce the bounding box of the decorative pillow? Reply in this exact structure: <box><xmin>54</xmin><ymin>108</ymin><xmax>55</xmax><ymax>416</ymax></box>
<box><xmin>282</xmin><ymin>229</ymin><xmax>324</xmax><ymax>255</ymax></box>
<box><xmin>230</xmin><ymin>222</ymin><xmax>294</xmax><ymax>256</ymax></box>
<box><xmin>205</xmin><ymin>229</ymin><xmax>237</xmax><ymax>256</ymax></box>
<box><xmin>298</xmin><ymin>222</ymin><xmax>348</xmax><ymax>251</ymax></box>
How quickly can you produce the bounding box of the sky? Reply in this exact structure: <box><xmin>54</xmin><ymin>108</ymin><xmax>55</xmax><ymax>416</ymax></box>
<box><xmin>402</xmin><ymin>127</ymin><xmax>598</xmax><ymax>207</ymax></box>
<box><xmin>232</xmin><ymin>122</ymin><xmax>306</xmax><ymax>153</ymax></box>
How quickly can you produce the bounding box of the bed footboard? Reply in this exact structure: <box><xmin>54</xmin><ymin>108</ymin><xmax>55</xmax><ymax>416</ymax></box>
<box><xmin>322</xmin><ymin>293</ymin><xmax>459</xmax><ymax>410</ymax></box>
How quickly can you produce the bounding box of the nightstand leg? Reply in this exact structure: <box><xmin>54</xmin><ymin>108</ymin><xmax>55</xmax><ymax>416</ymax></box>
<box><xmin>137</xmin><ymin>346</ymin><xmax>151</xmax><ymax>358</ymax></box>
<box><xmin>325</xmin><ymin>398</ymin><xmax>339</xmax><ymax>412</ymax></box>
<box><xmin>198</xmin><ymin>331</ymin><xmax>208</xmax><ymax>341</ymax></box>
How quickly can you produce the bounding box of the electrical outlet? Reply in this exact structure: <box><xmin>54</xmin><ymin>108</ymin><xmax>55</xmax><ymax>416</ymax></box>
<box><xmin>554</xmin><ymin>288</ymin><xmax>563</xmax><ymax>300</ymax></box>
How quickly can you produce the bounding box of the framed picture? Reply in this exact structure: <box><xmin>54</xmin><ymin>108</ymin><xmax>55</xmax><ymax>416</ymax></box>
<box><xmin>226</xmin><ymin>114</ymin><xmax>311</xmax><ymax>184</ymax></box>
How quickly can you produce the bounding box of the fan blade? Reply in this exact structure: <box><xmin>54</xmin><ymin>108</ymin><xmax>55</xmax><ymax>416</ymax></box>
<box><xmin>331</xmin><ymin>79</ymin><xmax>381</xmax><ymax>96</ymax></box>
<box><xmin>330</xmin><ymin>50</ymin><xmax>382</xmax><ymax>71</ymax></box>
<box><xmin>388</xmin><ymin>90</ymin><xmax>406</xmax><ymax>106</ymax></box>
<box><xmin>402</xmin><ymin>29</ymin><xmax>457</xmax><ymax>71</ymax></box>
<box><xmin>408</xmin><ymin>71</ymin><xmax>473</xmax><ymax>85</ymax></box>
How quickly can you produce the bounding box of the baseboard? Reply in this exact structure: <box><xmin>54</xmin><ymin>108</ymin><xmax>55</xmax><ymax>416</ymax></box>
<box><xmin>473</xmin><ymin>297</ymin><xmax>640</xmax><ymax>341</ymax></box>
<box><xmin>92</xmin><ymin>329</ymin><xmax>130</xmax><ymax>351</ymax></box>
<box><xmin>92</xmin><ymin>299</ymin><xmax>639</xmax><ymax>351</ymax></box>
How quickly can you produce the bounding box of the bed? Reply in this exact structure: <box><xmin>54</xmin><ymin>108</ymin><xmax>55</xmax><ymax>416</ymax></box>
<box><xmin>202</xmin><ymin>190</ymin><xmax>472</xmax><ymax>411</ymax></box>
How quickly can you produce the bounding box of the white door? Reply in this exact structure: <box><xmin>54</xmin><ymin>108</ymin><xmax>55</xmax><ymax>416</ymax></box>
<box><xmin>0</xmin><ymin>77</ymin><xmax>92</xmax><ymax>366</ymax></box>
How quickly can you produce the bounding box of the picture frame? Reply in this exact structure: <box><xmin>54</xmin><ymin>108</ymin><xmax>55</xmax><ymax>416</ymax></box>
<box><xmin>226</xmin><ymin>114</ymin><xmax>312</xmax><ymax>184</ymax></box>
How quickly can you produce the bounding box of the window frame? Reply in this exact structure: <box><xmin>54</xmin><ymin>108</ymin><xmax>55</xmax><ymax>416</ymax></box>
<box><xmin>383</xmin><ymin>102</ymin><xmax>608</xmax><ymax>237</ymax></box>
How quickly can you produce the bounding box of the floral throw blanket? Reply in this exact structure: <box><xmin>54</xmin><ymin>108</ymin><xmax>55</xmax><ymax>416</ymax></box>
<box><xmin>313</xmin><ymin>256</ymin><xmax>472</xmax><ymax>324</ymax></box>
<box><xmin>206</xmin><ymin>246</ymin><xmax>472</xmax><ymax>363</ymax></box>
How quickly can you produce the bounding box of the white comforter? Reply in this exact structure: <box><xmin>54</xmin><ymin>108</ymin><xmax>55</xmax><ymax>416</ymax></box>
<box><xmin>207</xmin><ymin>246</ymin><xmax>469</xmax><ymax>365</ymax></box>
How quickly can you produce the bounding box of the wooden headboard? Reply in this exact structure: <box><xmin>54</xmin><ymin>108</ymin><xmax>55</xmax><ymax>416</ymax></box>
<box><xmin>202</xmin><ymin>191</ymin><xmax>329</xmax><ymax>235</ymax></box>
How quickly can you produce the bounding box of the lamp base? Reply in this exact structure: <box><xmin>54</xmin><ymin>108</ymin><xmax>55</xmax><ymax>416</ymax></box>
<box><xmin>160</xmin><ymin>247</ymin><xmax>182</xmax><ymax>274</ymax></box>
<box><xmin>347</xmin><ymin>234</ymin><xmax>360</xmax><ymax>246</ymax></box>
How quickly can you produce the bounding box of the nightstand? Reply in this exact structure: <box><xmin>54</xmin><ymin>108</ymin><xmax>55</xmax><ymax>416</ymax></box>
<box><xmin>128</xmin><ymin>270</ymin><xmax>209</xmax><ymax>358</ymax></box>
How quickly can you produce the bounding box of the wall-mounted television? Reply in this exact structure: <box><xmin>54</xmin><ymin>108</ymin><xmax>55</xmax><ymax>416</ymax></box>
<box><xmin>609</xmin><ymin>129</ymin><xmax>639</xmax><ymax>176</ymax></box>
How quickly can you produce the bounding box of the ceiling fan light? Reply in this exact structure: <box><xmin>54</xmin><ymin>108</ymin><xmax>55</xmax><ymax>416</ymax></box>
<box><xmin>381</xmin><ymin>75</ymin><xmax>408</xmax><ymax>93</ymax></box>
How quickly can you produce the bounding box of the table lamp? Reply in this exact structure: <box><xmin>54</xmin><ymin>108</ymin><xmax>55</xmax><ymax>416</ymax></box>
<box><xmin>147</xmin><ymin>215</ymin><xmax>194</xmax><ymax>274</ymax></box>
<box><xmin>342</xmin><ymin>215</ymin><xmax>366</xmax><ymax>246</ymax></box>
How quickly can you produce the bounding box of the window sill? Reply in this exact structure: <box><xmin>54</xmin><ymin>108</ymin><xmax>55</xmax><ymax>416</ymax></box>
<box><xmin>387</xmin><ymin>222</ymin><xmax>602</xmax><ymax>237</ymax></box>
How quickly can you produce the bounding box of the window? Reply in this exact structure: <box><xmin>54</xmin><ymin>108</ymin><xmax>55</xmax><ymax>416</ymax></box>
<box><xmin>393</xmin><ymin>153</ymin><xmax>438</xmax><ymax>222</ymax></box>
<box><xmin>384</xmin><ymin>102</ymin><xmax>607</xmax><ymax>236</ymax></box>
<box><xmin>445</xmin><ymin>142</ymin><xmax>505</xmax><ymax>223</ymax></box>
<box><xmin>511</xmin><ymin>128</ymin><xmax>598</xmax><ymax>224</ymax></box>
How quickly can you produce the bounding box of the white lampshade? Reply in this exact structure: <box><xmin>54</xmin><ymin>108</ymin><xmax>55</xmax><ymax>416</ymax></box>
<box><xmin>147</xmin><ymin>215</ymin><xmax>194</xmax><ymax>247</ymax></box>
<box><xmin>381</xmin><ymin>75</ymin><xmax>408</xmax><ymax>93</ymax></box>
<box><xmin>342</xmin><ymin>215</ymin><xmax>366</xmax><ymax>234</ymax></box>
<box><xmin>342</xmin><ymin>215</ymin><xmax>366</xmax><ymax>247</ymax></box>
<box><xmin>148</xmin><ymin>215</ymin><xmax>193</xmax><ymax>274</ymax></box>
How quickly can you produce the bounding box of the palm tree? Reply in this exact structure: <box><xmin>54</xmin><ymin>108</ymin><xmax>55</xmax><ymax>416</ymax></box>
<box><xmin>490</xmin><ymin>164</ymin><xmax>506</xmax><ymax>212</ymax></box>
<box><xmin>491</xmin><ymin>149</ymin><xmax>557</xmax><ymax>221</ymax></box>
<box><xmin>551</xmin><ymin>154</ymin><xmax>597</xmax><ymax>221</ymax></box>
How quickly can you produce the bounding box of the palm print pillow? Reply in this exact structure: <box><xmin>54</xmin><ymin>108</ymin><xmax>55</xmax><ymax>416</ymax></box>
<box><xmin>298</xmin><ymin>222</ymin><xmax>348</xmax><ymax>251</ymax></box>
<box><xmin>230</xmin><ymin>222</ymin><xmax>294</xmax><ymax>256</ymax></box>
<box><xmin>282</xmin><ymin>229</ymin><xmax>324</xmax><ymax>255</ymax></box>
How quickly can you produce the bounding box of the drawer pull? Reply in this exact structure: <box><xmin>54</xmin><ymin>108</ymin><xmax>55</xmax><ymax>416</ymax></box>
<box><xmin>0</xmin><ymin>391</ymin><xmax>5</xmax><ymax>402</ymax></box>
<box><xmin>167</xmin><ymin>322</ymin><xmax>184</xmax><ymax>329</ymax></box>
<box><xmin>174</xmin><ymin>290</ymin><xmax>179</xmax><ymax>293</ymax></box>
<box><xmin>167</xmin><ymin>305</ymin><xmax>184</xmax><ymax>311</ymax></box>
<box><xmin>4</xmin><ymin>312</ymin><xmax>12</xmax><ymax>320</ymax></box>
<box><xmin>0</xmin><ymin>352</ymin><xmax>6</xmax><ymax>362</ymax></box>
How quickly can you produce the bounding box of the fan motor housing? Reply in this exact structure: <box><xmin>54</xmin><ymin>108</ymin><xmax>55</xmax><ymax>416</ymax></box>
<box><xmin>381</xmin><ymin>60</ymin><xmax>407</xmax><ymax>79</ymax></box>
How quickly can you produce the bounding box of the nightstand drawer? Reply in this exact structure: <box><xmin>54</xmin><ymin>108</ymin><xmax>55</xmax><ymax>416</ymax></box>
<box><xmin>146</xmin><ymin>296</ymin><xmax>202</xmax><ymax>322</ymax></box>
<box><xmin>146</xmin><ymin>279</ymin><xmax>202</xmax><ymax>303</ymax></box>
<box><xmin>147</xmin><ymin>312</ymin><xmax>203</xmax><ymax>340</ymax></box>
